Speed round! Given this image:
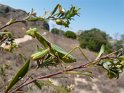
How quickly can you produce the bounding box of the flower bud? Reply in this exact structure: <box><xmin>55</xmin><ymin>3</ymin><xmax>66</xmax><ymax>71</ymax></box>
<box><xmin>55</xmin><ymin>19</ymin><xmax>63</xmax><ymax>25</ymax></box>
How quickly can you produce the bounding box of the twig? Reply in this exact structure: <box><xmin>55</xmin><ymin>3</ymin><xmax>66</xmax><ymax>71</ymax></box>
<box><xmin>9</xmin><ymin>74</ymin><xmax>33</xmax><ymax>93</ymax></box>
<box><xmin>9</xmin><ymin>50</ymin><xmax>119</xmax><ymax>93</ymax></box>
<box><xmin>0</xmin><ymin>20</ymin><xmax>26</xmax><ymax>30</ymax></box>
<box><xmin>0</xmin><ymin>37</ymin><xmax>7</xmax><ymax>44</ymax></box>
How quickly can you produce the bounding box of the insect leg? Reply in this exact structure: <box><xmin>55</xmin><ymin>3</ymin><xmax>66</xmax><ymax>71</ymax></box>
<box><xmin>63</xmin><ymin>46</ymin><xmax>91</xmax><ymax>62</ymax></box>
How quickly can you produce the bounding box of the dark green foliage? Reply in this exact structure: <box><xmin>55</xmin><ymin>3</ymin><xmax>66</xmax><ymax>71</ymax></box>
<box><xmin>64</xmin><ymin>31</ymin><xmax>77</xmax><ymax>39</ymax></box>
<box><xmin>49</xmin><ymin>4</ymin><xmax>80</xmax><ymax>27</ymax></box>
<box><xmin>97</xmin><ymin>47</ymin><xmax>124</xmax><ymax>79</ymax></box>
<box><xmin>98</xmin><ymin>55</ymin><xmax>124</xmax><ymax>79</ymax></box>
<box><xmin>51</xmin><ymin>28</ymin><xmax>64</xmax><ymax>35</ymax></box>
<box><xmin>79</xmin><ymin>28</ymin><xmax>111</xmax><ymax>52</ymax></box>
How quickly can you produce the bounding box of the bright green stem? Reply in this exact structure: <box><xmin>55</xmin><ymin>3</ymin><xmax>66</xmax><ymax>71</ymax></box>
<box><xmin>63</xmin><ymin>46</ymin><xmax>90</xmax><ymax>62</ymax></box>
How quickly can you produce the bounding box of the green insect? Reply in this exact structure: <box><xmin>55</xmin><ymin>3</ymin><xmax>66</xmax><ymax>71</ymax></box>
<box><xmin>26</xmin><ymin>28</ymin><xmax>89</xmax><ymax>68</ymax></box>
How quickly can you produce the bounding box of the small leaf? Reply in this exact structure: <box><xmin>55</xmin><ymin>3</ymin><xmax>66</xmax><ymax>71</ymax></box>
<box><xmin>44</xmin><ymin>80</ymin><xmax>69</xmax><ymax>93</ymax></box>
<box><xmin>5</xmin><ymin>59</ymin><xmax>30</xmax><ymax>93</ymax></box>
<box><xmin>102</xmin><ymin>61</ymin><xmax>111</xmax><ymax>70</ymax></box>
<box><xmin>19</xmin><ymin>54</ymin><xmax>27</xmax><ymax>62</ymax></box>
<box><xmin>58</xmin><ymin>4</ymin><xmax>63</xmax><ymax>13</ymax></box>
<box><xmin>65</xmin><ymin>71</ymin><xmax>93</xmax><ymax>78</ymax></box>
<box><xmin>119</xmin><ymin>55</ymin><xmax>124</xmax><ymax>61</ymax></box>
<box><xmin>31</xmin><ymin>77</ymin><xmax>42</xmax><ymax>89</ymax></box>
<box><xmin>108</xmin><ymin>70</ymin><xmax>119</xmax><ymax>79</ymax></box>
<box><xmin>120</xmin><ymin>60</ymin><xmax>124</xmax><ymax>66</ymax></box>
<box><xmin>33</xmin><ymin>79</ymin><xmax>69</xmax><ymax>93</ymax></box>
<box><xmin>52</xmin><ymin>85</ymin><xmax>69</xmax><ymax>93</ymax></box>
<box><xmin>96</xmin><ymin>45</ymin><xmax>105</xmax><ymax>60</ymax></box>
<box><xmin>51</xmin><ymin>4</ymin><xmax>60</xmax><ymax>16</ymax></box>
<box><xmin>27</xmin><ymin>17</ymin><xmax>44</xmax><ymax>21</ymax></box>
<box><xmin>32</xmin><ymin>80</ymin><xmax>52</xmax><ymax>90</ymax></box>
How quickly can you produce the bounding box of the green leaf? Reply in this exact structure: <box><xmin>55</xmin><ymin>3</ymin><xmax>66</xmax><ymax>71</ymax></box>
<box><xmin>119</xmin><ymin>55</ymin><xmax>124</xmax><ymax>61</ymax></box>
<box><xmin>31</xmin><ymin>77</ymin><xmax>42</xmax><ymax>90</ymax></box>
<box><xmin>51</xmin><ymin>4</ymin><xmax>60</xmax><ymax>16</ymax></box>
<box><xmin>32</xmin><ymin>79</ymin><xmax>69</xmax><ymax>93</ymax></box>
<box><xmin>108</xmin><ymin>70</ymin><xmax>119</xmax><ymax>79</ymax></box>
<box><xmin>120</xmin><ymin>61</ymin><xmax>124</xmax><ymax>66</ymax></box>
<box><xmin>43</xmin><ymin>80</ymin><xmax>69</xmax><ymax>93</ymax></box>
<box><xmin>5</xmin><ymin>59</ymin><xmax>30</xmax><ymax>93</ymax></box>
<box><xmin>52</xmin><ymin>85</ymin><xmax>69</xmax><ymax>93</ymax></box>
<box><xmin>96</xmin><ymin>45</ymin><xmax>105</xmax><ymax>60</ymax></box>
<box><xmin>19</xmin><ymin>54</ymin><xmax>27</xmax><ymax>62</ymax></box>
<box><xmin>65</xmin><ymin>71</ymin><xmax>93</xmax><ymax>78</ymax></box>
<box><xmin>102</xmin><ymin>61</ymin><xmax>111</xmax><ymax>70</ymax></box>
<box><xmin>27</xmin><ymin>17</ymin><xmax>44</xmax><ymax>21</ymax></box>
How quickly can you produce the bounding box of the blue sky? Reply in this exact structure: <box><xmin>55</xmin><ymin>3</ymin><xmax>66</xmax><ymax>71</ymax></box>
<box><xmin>0</xmin><ymin>0</ymin><xmax>124</xmax><ymax>37</ymax></box>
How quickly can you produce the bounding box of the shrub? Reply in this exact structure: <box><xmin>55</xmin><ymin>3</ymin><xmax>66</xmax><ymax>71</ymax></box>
<box><xmin>43</xmin><ymin>21</ymin><xmax>50</xmax><ymax>31</ymax></box>
<box><xmin>51</xmin><ymin>28</ymin><xmax>64</xmax><ymax>35</ymax></box>
<box><xmin>64</xmin><ymin>31</ymin><xmax>77</xmax><ymax>39</ymax></box>
<box><xmin>79</xmin><ymin>28</ymin><xmax>111</xmax><ymax>52</ymax></box>
<box><xmin>111</xmin><ymin>40</ymin><xmax>124</xmax><ymax>50</ymax></box>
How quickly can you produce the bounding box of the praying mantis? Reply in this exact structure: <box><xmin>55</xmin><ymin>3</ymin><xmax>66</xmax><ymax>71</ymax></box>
<box><xmin>26</xmin><ymin>28</ymin><xmax>89</xmax><ymax>68</ymax></box>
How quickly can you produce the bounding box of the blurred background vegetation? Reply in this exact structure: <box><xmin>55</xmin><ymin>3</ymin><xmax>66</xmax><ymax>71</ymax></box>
<box><xmin>50</xmin><ymin>27</ymin><xmax>124</xmax><ymax>52</ymax></box>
